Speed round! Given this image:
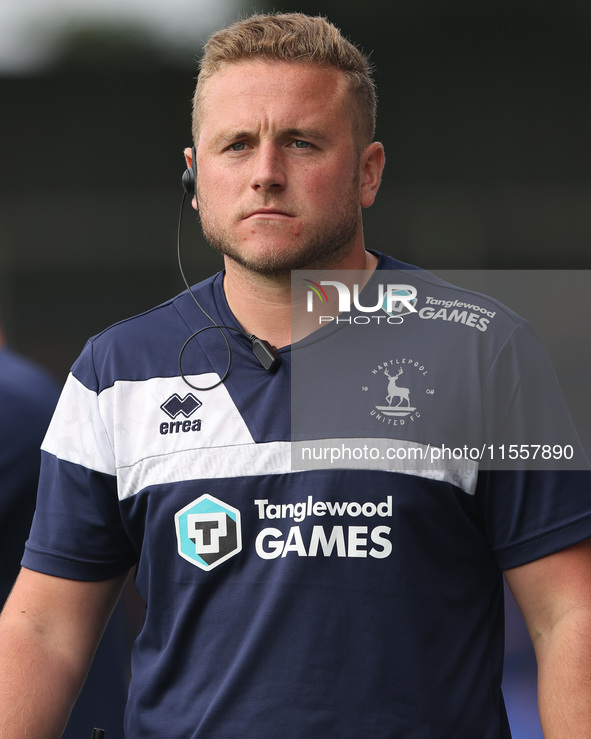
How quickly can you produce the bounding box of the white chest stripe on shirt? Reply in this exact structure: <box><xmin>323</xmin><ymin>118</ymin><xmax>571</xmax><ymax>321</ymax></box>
<box><xmin>116</xmin><ymin>439</ymin><xmax>477</xmax><ymax>500</ymax></box>
<box><xmin>43</xmin><ymin>374</ymin><xmax>478</xmax><ymax>499</ymax></box>
<box><xmin>42</xmin><ymin>372</ymin><xmax>255</xmax><ymax>474</ymax></box>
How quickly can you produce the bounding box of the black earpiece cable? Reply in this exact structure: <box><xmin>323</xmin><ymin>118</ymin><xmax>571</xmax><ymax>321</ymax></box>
<box><xmin>177</xmin><ymin>190</ymin><xmax>232</xmax><ymax>391</ymax></box>
<box><xmin>177</xmin><ymin>191</ymin><xmax>280</xmax><ymax>392</ymax></box>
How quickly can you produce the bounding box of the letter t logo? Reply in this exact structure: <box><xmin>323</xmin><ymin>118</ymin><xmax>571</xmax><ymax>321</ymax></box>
<box><xmin>187</xmin><ymin>512</ymin><xmax>227</xmax><ymax>555</ymax></box>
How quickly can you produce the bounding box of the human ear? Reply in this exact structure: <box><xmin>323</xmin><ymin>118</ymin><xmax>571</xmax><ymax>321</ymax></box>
<box><xmin>359</xmin><ymin>142</ymin><xmax>385</xmax><ymax>208</ymax></box>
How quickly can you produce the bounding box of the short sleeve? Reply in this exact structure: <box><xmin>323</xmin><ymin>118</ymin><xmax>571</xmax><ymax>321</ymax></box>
<box><xmin>479</xmin><ymin>322</ymin><xmax>591</xmax><ymax>569</ymax></box>
<box><xmin>22</xmin><ymin>343</ymin><xmax>137</xmax><ymax>580</ymax></box>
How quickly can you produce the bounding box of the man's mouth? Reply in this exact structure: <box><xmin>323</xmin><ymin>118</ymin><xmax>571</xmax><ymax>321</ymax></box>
<box><xmin>244</xmin><ymin>208</ymin><xmax>294</xmax><ymax>220</ymax></box>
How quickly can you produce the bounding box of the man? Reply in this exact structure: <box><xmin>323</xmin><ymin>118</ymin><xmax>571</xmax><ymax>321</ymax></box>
<box><xmin>0</xmin><ymin>330</ymin><xmax>61</xmax><ymax>606</ymax></box>
<box><xmin>0</xmin><ymin>330</ymin><xmax>129</xmax><ymax>738</ymax></box>
<box><xmin>1</xmin><ymin>13</ymin><xmax>590</xmax><ymax>738</ymax></box>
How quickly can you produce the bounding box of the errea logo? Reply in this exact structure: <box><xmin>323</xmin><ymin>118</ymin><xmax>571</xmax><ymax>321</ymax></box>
<box><xmin>175</xmin><ymin>494</ymin><xmax>242</xmax><ymax>571</ymax></box>
<box><xmin>160</xmin><ymin>393</ymin><xmax>202</xmax><ymax>436</ymax></box>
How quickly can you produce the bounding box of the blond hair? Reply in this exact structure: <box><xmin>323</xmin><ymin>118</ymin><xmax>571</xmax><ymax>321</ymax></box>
<box><xmin>192</xmin><ymin>12</ymin><xmax>376</xmax><ymax>147</ymax></box>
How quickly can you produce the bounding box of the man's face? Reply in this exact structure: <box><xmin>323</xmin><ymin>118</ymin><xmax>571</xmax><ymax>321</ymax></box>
<box><xmin>194</xmin><ymin>60</ymin><xmax>378</xmax><ymax>276</ymax></box>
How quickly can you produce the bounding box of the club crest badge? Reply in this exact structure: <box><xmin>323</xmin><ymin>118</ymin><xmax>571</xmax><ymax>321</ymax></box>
<box><xmin>365</xmin><ymin>357</ymin><xmax>435</xmax><ymax>426</ymax></box>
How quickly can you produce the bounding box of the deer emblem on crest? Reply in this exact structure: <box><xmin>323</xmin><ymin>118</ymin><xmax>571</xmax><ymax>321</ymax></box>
<box><xmin>384</xmin><ymin>368</ymin><xmax>411</xmax><ymax>408</ymax></box>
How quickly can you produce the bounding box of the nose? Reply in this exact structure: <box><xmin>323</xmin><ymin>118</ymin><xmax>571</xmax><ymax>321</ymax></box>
<box><xmin>249</xmin><ymin>143</ymin><xmax>287</xmax><ymax>192</ymax></box>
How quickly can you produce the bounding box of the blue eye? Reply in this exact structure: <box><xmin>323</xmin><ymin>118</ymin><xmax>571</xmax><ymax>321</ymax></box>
<box><xmin>229</xmin><ymin>142</ymin><xmax>246</xmax><ymax>151</ymax></box>
<box><xmin>293</xmin><ymin>140</ymin><xmax>310</xmax><ymax>148</ymax></box>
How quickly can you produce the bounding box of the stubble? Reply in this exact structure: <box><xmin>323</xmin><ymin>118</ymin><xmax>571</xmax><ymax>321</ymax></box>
<box><xmin>197</xmin><ymin>177</ymin><xmax>361</xmax><ymax>277</ymax></box>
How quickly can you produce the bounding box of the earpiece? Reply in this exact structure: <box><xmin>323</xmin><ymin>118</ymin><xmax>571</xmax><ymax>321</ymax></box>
<box><xmin>182</xmin><ymin>146</ymin><xmax>197</xmax><ymax>197</ymax></box>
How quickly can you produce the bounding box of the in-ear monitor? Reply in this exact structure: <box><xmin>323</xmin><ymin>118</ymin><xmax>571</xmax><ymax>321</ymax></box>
<box><xmin>182</xmin><ymin>145</ymin><xmax>197</xmax><ymax>196</ymax></box>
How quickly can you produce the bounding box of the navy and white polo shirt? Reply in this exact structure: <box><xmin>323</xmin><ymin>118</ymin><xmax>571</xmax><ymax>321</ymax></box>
<box><xmin>24</xmin><ymin>253</ymin><xmax>591</xmax><ymax>738</ymax></box>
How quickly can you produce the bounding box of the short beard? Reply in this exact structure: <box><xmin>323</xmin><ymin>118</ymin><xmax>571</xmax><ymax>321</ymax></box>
<box><xmin>198</xmin><ymin>181</ymin><xmax>361</xmax><ymax>277</ymax></box>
